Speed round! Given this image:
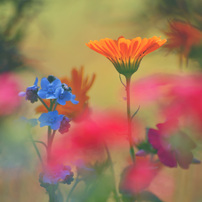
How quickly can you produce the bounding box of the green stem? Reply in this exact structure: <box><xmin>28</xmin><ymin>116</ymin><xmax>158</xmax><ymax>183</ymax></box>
<box><xmin>34</xmin><ymin>140</ymin><xmax>48</xmax><ymax>150</ymax></box>
<box><xmin>49</xmin><ymin>130</ymin><xmax>56</xmax><ymax>153</ymax></box>
<box><xmin>53</xmin><ymin>102</ymin><xmax>58</xmax><ymax>111</ymax></box>
<box><xmin>131</xmin><ymin>105</ymin><xmax>140</xmax><ymax>120</ymax></box>
<box><xmin>104</xmin><ymin>143</ymin><xmax>120</xmax><ymax>202</ymax></box>
<box><xmin>66</xmin><ymin>176</ymin><xmax>81</xmax><ymax>202</ymax></box>
<box><xmin>119</xmin><ymin>74</ymin><xmax>126</xmax><ymax>87</ymax></box>
<box><xmin>37</xmin><ymin>95</ymin><xmax>49</xmax><ymax>111</ymax></box>
<box><xmin>47</xmin><ymin>185</ymin><xmax>57</xmax><ymax>202</ymax></box>
<box><xmin>30</xmin><ymin>134</ymin><xmax>44</xmax><ymax>168</ymax></box>
<box><xmin>125</xmin><ymin>76</ymin><xmax>135</xmax><ymax>162</ymax></box>
<box><xmin>50</xmin><ymin>99</ymin><xmax>55</xmax><ymax>111</ymax></box>
<box><xmin>47</xmin><ymin>126</ymin><xmax>52</xmax><ymax>163</ymax></box>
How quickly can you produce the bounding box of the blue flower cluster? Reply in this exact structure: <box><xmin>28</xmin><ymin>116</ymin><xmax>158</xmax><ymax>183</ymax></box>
<box><xmin>39</xmin><ymin>165</ymin><xmax>74</xmax><ymax>186</ymax></box>
<box><xmin>37</xmin><ymin>76</ymin><xmax>78</xmax><ymax>105</ymax></box>
<box><xmin>20</xmin><ymin>75</ymin><xmax>78</xmax><ymax>131</ymax></box>
<box><xmin>20</xmin><ymin>75</ymin><xmax>78</xmax><ymax>105</ymax></box>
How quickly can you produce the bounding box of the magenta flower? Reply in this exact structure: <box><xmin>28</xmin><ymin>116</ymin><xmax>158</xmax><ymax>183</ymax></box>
<box><xmin>148</xmin><ymin>119</ymin><xmax>196</xmax><ymax>169</ymax></box>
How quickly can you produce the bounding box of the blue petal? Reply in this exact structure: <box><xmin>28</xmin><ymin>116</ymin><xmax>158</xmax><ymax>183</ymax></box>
<box><xmin>34</xmin><ymin>77</ymin><xmax>38</xmax><ymax>86</ymax></box>
<box><xmin>52</xmin><ymin>79</ymin><xmax>62</xmax><ymax>89</ymax></box>
<box><xmin>46</xmin><ymin>93</ymin><xmax>56</xmax><ymax>99</ymax></box>
<box><xmin>60</xmin><ymin>170</ymin><xmax>70</xmax><ymax>179</ymax></box>
<box><xmin>18</xmin><ymin>91</ymin><xmax>26</xmax><ymax>97</ymax></box>
<box><xmin>57</xmin><ymin>114</ymin><xmax>64</xmax><ymax>122</ymax></box>
<box><xmin>40</xmin><ymin>121</ymin><xmax>49</xmax><ymax>127</ymax></box>
<box><xmin>41</xmin><ymin>78</ymin><xmax>49</xmax><ymax>89</ymax></box>
<box><xmin>37</xmin><ymin>90</ymin><xmax>47</xmax><ymax>99</ymax></box>
<box><xmin>29</xmin><ymin>119</ymin><xmax>38</xmax><ymax>127</ymax></box>
<box><xmin>57</xmin><ymin>98</ymin><xmax>66</xmax><ymax>105</ymax></box>
<box><xmin>51</xmin><ymin>111</ymin><xmax>58</xmax><ymax>116</ymax></box>
<box><xmin>38</xmin><ymin>113</ymin><xmax>49</xmax><ymax>122</ymax></box>
<box><xmin>64</xmin><ymin>91</ymin><xmax>71</xmax><ymax>100</ymax></box>
<box><xmin>43</xmin><ymin>175</ymin><xmax>52</xmax><ymax>184</ymax></box>
<box><xmin>71</xmin><ymin>99</ymin><xmax>79</xmax><ymax>104</ymax></box>
<box><xmin>51</xmin><ymin>122</ymin><xmax>61</xmax><ymax>130</ymax></box>
<box><xmin>70</xmin><ymin>94</ymin><xmax>79</xmax><ymax>104</ymax></box>
<box><xmin>55</xmin><ymin>87</ymin><xmax>62</xmax><ymax>97</ymax></box>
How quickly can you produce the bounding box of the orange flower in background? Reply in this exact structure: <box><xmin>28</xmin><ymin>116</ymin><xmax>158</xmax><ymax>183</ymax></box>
<box><xmin>164</xmin><ymin>20</ymin><xmax>202</xmax><ymax>64</ymax></box>
<box><xmin>86</xmin><ymin>36</ymin><xmax>166</xmax><ymax>78</ymax></box>
<box><xmin>36</xmin><ymin>67</ymin><xmax>96</xmax><ymax>120</ymax></box>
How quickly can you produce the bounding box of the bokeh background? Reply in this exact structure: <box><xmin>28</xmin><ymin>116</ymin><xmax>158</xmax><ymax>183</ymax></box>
<box><xmin>0</xmin><ymin>0</ymin><xmax>202</xmax><ymax>201</ymax></box>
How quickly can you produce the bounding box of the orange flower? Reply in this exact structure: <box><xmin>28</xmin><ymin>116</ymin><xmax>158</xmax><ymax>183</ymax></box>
<box><xmin>36</xmin><ymin>67</ymin><xmax>96</xmax><ymax>120</ymax></box>
<box><xmin>164</xmin><ymin>21</ymin><xmax>202</xmax><ymax>64</ymax></box>
<box><xmin>86</xmin><ymin>36</ymin><xmax>166</xmax><ymax>78</ymax></box>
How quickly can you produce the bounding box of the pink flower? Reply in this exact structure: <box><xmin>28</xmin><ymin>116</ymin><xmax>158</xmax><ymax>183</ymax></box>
<box><xmin>162</xmin><ymin>75</ymin><xmax>202</xmax><ymax>133</ymax></box>
<box><xmin>51</xmin><ymin>110</ymin><xmax>132</xmax><ymax>165</ymax></box>
<box><xmin>148</xmin><ymin>119</ymin><xmax>196</xmax><ymax>169</ymax></box>
<box><xmin>130</xmin><ymin>74</ymin><xmax>175</xmax><ymax>106</ymax></box>
<box><xmin>119</xmin><ymin>157</ymin><xmax>161</xmax><ymax>194</ymax></box>
<box><xmin>131</xmin><ymin>73</ymin><xmax>202</xmax><ymax>137</ymax></box>
<box><xmin>0</xmin><ymin>72</ymin><xmax>21</xmax><ymax>116</ymax></box>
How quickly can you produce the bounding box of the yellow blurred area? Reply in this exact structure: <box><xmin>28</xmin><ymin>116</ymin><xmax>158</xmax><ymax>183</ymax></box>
<box><xmin>20</xmin><ymin>0</ymin><xmax>182</xmax><ymax>109</ymax></box>
<box><xmin>1</xmin><ymin>0</ymin><xmax>202</xmax><ymax>202</ymax></box>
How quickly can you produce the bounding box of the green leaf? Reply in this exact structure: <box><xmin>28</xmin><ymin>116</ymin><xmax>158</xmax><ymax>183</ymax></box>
<box><xmin>139</xmin><ymin>191</ymin><xmax>164</xmax><ymax>202</ymax></box>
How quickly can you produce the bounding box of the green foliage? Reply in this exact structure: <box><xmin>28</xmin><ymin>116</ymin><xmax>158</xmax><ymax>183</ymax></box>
<box><xmin>121</xmin><ymin>191</ymin><xmax>163</xmax><ymax>202</ymax></box>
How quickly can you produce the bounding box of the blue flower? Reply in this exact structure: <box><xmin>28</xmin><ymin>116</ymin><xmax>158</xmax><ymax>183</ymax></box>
<box><xmin>21</xmin><ymin>117</ymin><xmax>38</xmax><ymax>127</ymax></box>
<box><xmin>37</xmin><ymin>77</ymin><xmax>62</xmax><ymax>99</ymax></box>
<box><xmin>40</xmin><ymin>165</ymin><xmax>73</xmax><ymax>185</ymax></box>
<box><xmin>55</xmin><ymin>87</ymin><xmax>72</xmax><ymax>105</ymax></box>
<box><xmin>38</xmin><ymin>111</ymin><xmax>63</xmax><ymax>130</ymax></box>
<box><xmin>70</xmin><ymin>94</ymin><xmax>79</xmax><ymax>104</ymax></box>
<box><xmin>55</xmin><ymin>87</ymin><xmax>78</xmax><ymax>105</ymax></box>
<box><xmin>19</xmin><ymin>77</ymin><xmax>39</xmax><ymax>103</ymax></box>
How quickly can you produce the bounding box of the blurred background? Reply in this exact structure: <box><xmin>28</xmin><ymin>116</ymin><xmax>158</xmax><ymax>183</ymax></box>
<box><xmin>0</xmin><ymin>0</ymin><xmax>202</xmax><ymax>201</ymax></box>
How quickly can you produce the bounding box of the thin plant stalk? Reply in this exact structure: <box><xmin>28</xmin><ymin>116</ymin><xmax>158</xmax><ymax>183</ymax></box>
<box><xmin>47</xmin><ymin>126</ymin><xmax>52</xmax><ymax>163</ymax></box>
<box><xmin>125</xmin><ymin>76</ymin><xmax>135</xmax><ymax>162</ymax></box>
<box><xmin>104</xmin><ymin>142</ymin><xmax>120</xmax><ymax>202</ymax></box>
<box><xmin>66</xmin><ymin>175</ymin><xmax>81</xmax><ymax>202</ymax></box>
<box><xmin>30</xmin><ymin>133</ymin><xmax>44</xmax><ymax>168</ymax></box>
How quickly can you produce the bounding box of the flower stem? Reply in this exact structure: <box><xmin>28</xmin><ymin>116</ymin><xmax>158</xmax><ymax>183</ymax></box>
<box><xmin>37</xmin><ymin>95</ymin><xmax>49</xmax><ymax>111</ymax></box>
<box><xmin>66</xmin><ymin>176</ymin><xmax>81</xmax><ymax>202</ymax></box>
<box><xmin>53</xmin><ymin>102</ymin><xmax>58</xmax><ymax>111</ymax></box>
<box><xmin>30</xmin><ymin>134</ymin><xmax>44</xmax><ymax>168</ymax></box>
<box><xmin>47</xmin><ymin>185</ymin><xmax>57</xmax><ymax>202</ymax></box>
<box><xmin>50</xmin><ymin>99</ymin><xmax>56</xmax><ymax>111</ymax></box>
<box><xmin>46</xmin><ymin>99</ymin><xmax>55</xmax><ymax>162</ymax></box>
<box><xmin>34</xmin><ymin>140</ymin><xmax>48</xmax><ymax>150</ymax></box>
<box><xmin>104</xmin><ymin>142</ymin><xmax>120</xmax><ymax>202</ymax></box>
<box><xmin>125</xmin><ymin>76</ymin><xmax>135</xmax><ymax>162</ymax></box>
<box><xmin>47</xmin><ymin>126</ymin><xmax>52</xmax><ymax>163</ymax></box>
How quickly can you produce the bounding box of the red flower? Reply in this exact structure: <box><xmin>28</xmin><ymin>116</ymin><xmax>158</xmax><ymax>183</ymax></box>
<box><xmin>164</xmin><ymin>20</ymin><xmax>202</xmax><ymax>64</ymax></box>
